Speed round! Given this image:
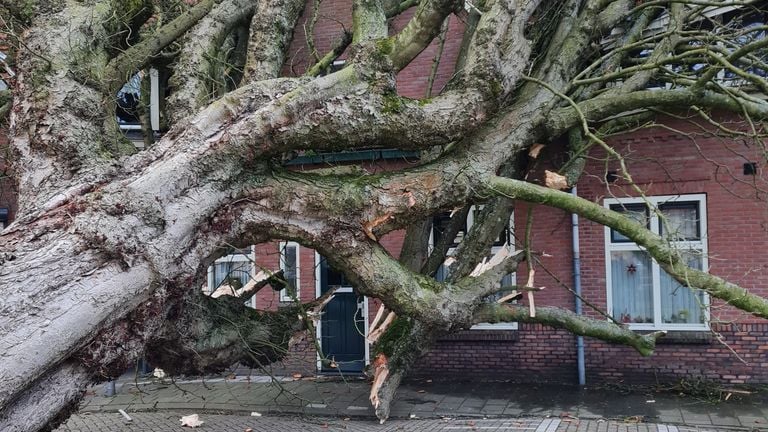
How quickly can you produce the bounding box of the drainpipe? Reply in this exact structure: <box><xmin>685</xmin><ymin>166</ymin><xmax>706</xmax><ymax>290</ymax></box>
<box><xmin>571</xmin><ymin>187</ymin><xmax>586</xmax><ymax>386</ymax></box>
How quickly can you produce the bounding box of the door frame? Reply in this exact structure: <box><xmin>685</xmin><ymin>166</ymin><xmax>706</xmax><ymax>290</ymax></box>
<box><xmin>314</xmin><ymin>252</ymin><xmax>370</xmax><ymax>372</ymax></box>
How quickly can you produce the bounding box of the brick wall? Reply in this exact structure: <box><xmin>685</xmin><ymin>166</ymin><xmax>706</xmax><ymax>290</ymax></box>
<box><xmin>586</xmin><ymin>323</ymin><xmax>768</xmax><ymax>385</ymax></box>
<box><xmin>412</xmin><ymin>120</ymin><xmax>768</xmax><ymax>385</ymax></box>
<box><xmin>413</xmin><ymin>324</ymin><xmax>577</xmax><ymax>384</ymax></box>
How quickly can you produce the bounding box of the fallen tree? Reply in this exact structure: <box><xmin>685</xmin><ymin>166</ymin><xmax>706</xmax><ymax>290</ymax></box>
<box><xmin>1</xmin><ymin>0</ymin><xmax>768</xmax><ymax>430</ymax></box>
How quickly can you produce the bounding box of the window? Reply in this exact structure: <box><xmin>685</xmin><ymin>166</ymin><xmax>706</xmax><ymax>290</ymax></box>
<box><xmin>0</xmin><ymin>208</ymin><xmax>8</xmax><ymax>228</ymax></box>
<box><xmin>279</xmin><ymin>242</ymin><xmax>300</xmax><ymax>301</ymax></box>
<box><xmin>605</xmin><ymin>195</ymin><xmax>708</xmax><ymax>330</ymax></box>
<box><xmin>206</xmin><ymin>247</ymin><xmax>255</xmax><ymax>307</ymax></box>
<box><xmin>115</xmin><ymin>69</ymin><xmax>161</xmax><ymax>148</ymax></box>
<box><xmin>431</xmin><ymin>206</ymin><xmax>517</xmax><ymax>330</ymax></box>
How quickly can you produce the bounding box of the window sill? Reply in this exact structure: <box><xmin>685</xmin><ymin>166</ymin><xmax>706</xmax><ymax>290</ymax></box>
<box><xmin>437</xmin><ymin>330</ymin><xmax>519</xmax><ymax>342</ymax></box>
<box><xmin>641</xmin><ymin>330</ymin><xmax>713</xmax><ymax>345</ymax></box>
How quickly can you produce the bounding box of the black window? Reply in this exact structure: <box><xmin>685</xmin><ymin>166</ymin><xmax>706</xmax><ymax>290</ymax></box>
<box><xmin>609</xmin><ymin>203</ymin><xmax>649</xmax><ymax>243</ymax></box>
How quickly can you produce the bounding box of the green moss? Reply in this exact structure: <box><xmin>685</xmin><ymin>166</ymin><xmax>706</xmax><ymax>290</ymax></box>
<box><xmin>373</xmin><ymin>317</ymin><xmax>413</xmax><ymax>358</ymax></box>
<box><xmin>375</xmin><ymin>38</ymin><xmax>394</xmax><ymax>55</ymax></box>
<box><xmin>489</xmin><ymin>79</ymin><xmax>503</xmax><ymax>98</ymax></box>
<box><xmin>417</xmin><ymin>97</ymin><xmax>433</xmax><ymax>106</ymax></box>
<box><xmin>382</xmin><ymin>93</ymin><xmax>406</xmax><ymax>114</ymax></box>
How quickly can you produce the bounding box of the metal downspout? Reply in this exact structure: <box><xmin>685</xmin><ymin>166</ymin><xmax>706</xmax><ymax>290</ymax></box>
<box><xmin>572</xmin><ymin>187</ymin><xmax>586</xmax><ymax>386</ymax></box>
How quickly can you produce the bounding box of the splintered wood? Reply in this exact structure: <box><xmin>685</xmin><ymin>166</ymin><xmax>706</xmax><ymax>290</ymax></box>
<box><xmin>369</xmin><ymin>353</ymin><xmax>389</xmax><ymax>410</ymax></box>
<box><xmin>544</xmin><ymin>170</ymin><xmax>568</xmax><ymax>190</ymax></box>
<box><xmin>469</xmin><ymin>246</ymin><xmax>510</xmax><ymax>277</ymax></box>
<box><xmin>526</xmin><ymin>268</ymin><xmax>536</xmax><ymax>317</ymax></box>
<box><xmin>210</xmin><ymin>269</ymin><xmax>274</xmax><ymax>298</ymax></box>
<box><xmin>367</xmin><ymin>311</ymin><xmax>396</xmax><ymax>343</ymax></box>
<box><xmin>362</xmin><ymin>213</ymin><xmax>394</xmax><ymax>241</ymax></box>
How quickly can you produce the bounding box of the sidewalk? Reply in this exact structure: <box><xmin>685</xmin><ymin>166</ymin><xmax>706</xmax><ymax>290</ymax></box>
<box><xmin>72</xmin><ymin>375</ymin><xmax>768</xmax><ymax>430</ymax></box>
<box><xmin>57</xmin><ymin>413</ymin><xmax>758</xmax><ymax>432</ymax></box>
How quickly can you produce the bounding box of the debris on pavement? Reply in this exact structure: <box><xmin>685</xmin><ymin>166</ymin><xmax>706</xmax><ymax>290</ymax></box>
<box><xmin>180</xmin><ymin>414</ymin><xmax>204</xmax><ymax>428</ymax></box>
<box><xmin>117</xmin><ymin>409</ymin><xmax>132</xmax><ymax>423</ymax></box>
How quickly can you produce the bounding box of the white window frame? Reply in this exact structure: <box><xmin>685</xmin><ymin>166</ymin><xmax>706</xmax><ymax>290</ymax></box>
<box><xmin>604</xmin><ymin>194</ymin><xmax>709</xmax><ymax>331</ymax></box>
<box><xmin>279</xmin><ymin>241</ymin><xmax>300</xmax><ymax>302</ymax></box>
<box><xmin>430</xmin><ymin>206</ymin><xmax>518</xmax><ymax>330</ymax></box>
<box><xmin>206</xmin><ymin>246</ymin><xmax>256</xmax><ymax>308</ymax></box>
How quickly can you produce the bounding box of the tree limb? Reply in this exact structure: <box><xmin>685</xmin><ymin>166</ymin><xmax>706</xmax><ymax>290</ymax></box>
<box><xmin>473</xmin><ymin>303</ymin><xmax>665</xmax><ymax>356</ymax></box>
<box><xmin>166</xmin><ymin>0</ymin><xmax>258</xmax><ymax>123</ymax></box>
<box><xmin>243</xmin><ymin>0</ymin><xmax>307</xmax><ymax>82</ymax></box>
<box><xmin>103</xmin><ymin>0</ymin><xmax>221</xmax><ymax>95</ymax></box>
<box><xmin>389</xmin><ymin>0</ymin><xmax>462</xmax><ymax>71</ymax></box>
<box><xmin>484</xmin><ymin>175</ymin><xmax>768</xmax><ymax>320</ymax></box>
<box><xmin>546</xmin><ymin>88</ymin><xmax>768</xmax><ymax>137</ymax></box>
<box><xmin>353</xmin><ymin>0</ymin><xmax>387</xmax><ymax>42</ymax></box>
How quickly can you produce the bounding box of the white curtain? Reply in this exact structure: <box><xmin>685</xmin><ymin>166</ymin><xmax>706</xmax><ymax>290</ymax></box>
<box><xmin>611</xmin><ymin>251</ymin><xmax>653</xmax><ymax>323</ymax></box>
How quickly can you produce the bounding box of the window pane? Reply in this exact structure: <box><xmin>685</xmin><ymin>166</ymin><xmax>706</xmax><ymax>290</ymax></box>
<box><xmin>610</xmin><ymin>204</ymin><xmax>649</xmax><ymax>242</ymax></box>
<box><xmin>282</xmin><ymin>245</ymin><xmax>298</xmax><ymax>298</ymax></box>
<box><xmin>213</xmin><ymin>261</ymin><xmax>251</xmax><ymax>290</ymax></box>
<box><xmin>433</xmin><ymin>212</ymin><xmax>466</xmax><ymax>248</ymax></box>
<box><xmin>659</xmin><ymin>202</ymin><xmax>700</xmax><ymax>240</ymax></box>
<box><xmin>661</xmin><ymin>254</ymin><xmax>706</xmax><ymax>324</ymax></box>
<box><xmin>611</xmin><ymin>251</ymin><xmax>654</xmax><ymax>324</ymax></box>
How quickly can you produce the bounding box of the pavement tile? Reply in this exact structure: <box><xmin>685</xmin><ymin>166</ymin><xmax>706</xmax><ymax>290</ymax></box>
<box><xmin>480</xmin><ymin>404</ymin><xmax>507</xmax><ymax>415</ymax></box>
<box><xmin>738</xmin><ymin>416</ymin><xmax>768</xmax><ymax>428</ymax></box>
<box><xmin>707</xmin><ymin>414</ymin><xmax>740</xmax><ymax>427</ymax></box>
<box><xmin>656</xmin><ymin>415</ymin><xmax>685</xmax><ymax>425</ymax></box>
<box><xmin>65</xmin><ymin>376</ymin><xmax>768</xmax><ymax>431</ymax></box>
<box><xmin>154</xmin><ymin>402</ymin><xmax>206</xmax><ymax>410</ymax></box>
<box><xmin>679</xmin><ymin>412</ymin><xmax>711</xmax><ymax>426</ymax></box>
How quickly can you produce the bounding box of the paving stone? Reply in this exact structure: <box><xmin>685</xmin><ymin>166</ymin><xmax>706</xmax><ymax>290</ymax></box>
<box><xmin>680</xmin><ymin>413</ymin><xmax>711</xmax><ymax>426</ymax></box>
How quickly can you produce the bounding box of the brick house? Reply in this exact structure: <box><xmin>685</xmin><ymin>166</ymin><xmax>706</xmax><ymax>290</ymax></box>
<box><xmin>211</xmin><ymin>0</ymin><xmax>768</xmax><ymax>386</ymax></box>
<box><xmin>2</xmin><ymin>3</ymin><xmax>766</xmax><ymax>387</ymax></box>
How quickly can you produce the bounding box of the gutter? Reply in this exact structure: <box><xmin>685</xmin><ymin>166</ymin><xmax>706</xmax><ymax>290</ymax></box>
<box><xmin>571</xmin><ymin>187</ymin><xmax>586</xmax><ymax>386</ymax></box>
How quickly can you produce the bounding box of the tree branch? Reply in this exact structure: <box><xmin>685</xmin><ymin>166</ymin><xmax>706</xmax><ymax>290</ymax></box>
<box><xmin>389</xmin><ymin>0</ymin><xmax>462</xmax><ymax>71</ymax></box>
<box><xmin>546</xmin><ymin>88</ymin><xmax>768</xmax><ymax>137</ymax></box>
<box><xmin>353</xmin><ymin>0</ymin><xmax>387</xmax><ymax>42</ymax></box>
<box><xmin>165</xmin><ymin>0</ymin><xmax>258</xmax><ymax>123</ymax></box>
<box><xmin>103</xmin><ymin>0</ymin><xmax>221</xmax><ymax>95</ymax></box>
<box><xmin>421</xmin><ymin>205</ymin><xmax>470</xmax><ymax>277</ymax></box>
<box><xmin>473</xmin><ymin>304</ymin><xmax>665</xmax><ymax>356</ymax></box>
<box><xmin>446</xmin><ymin>198</ymin><xmax>515</xmax><ymax>281</ymax></box>
<box><xmin>0</xmin><ymin>89</ymin><xmax>10</xmax><ymax>123</ymax></box>
<box><xmin>483</xmin><ymin>176</ymin><xmax>768</xmax><ymax>320</ymax></box>
<box><xmin>243</xmin><ymin>0</ymin><xmax>307</xmax><ymax>82</ymax></box>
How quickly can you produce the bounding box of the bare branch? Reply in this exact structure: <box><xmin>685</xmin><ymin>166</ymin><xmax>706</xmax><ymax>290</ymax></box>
<box><xmin>421</xmin><ymin>206</ymin><xmax>470</xmax><ymax>277</ymax></box>
<box><xmin>389</xmin><ymin>0</ymin><xmax>462</xmax><ymax>71</ymax></box>
<box><xmin>473</xmin><ymin>303</ymin><xmax>665</xmax><ymax>356</ymax></box>
<box><xmin>484</xmin><ymin>176</ymin><xmax>768</xmax><ymax>320</ymax></box>
<box><xmin>546</xmin><ymin>88</ymin><xmax>768</xmax><ymax>137</ymax></box>
<box><xmin>353</xmin><ymin>0</ymin><xmax>387</xmax><ymax>42</ymax></box>
<box><xmin>243</xmin><ymin>0</ymin><xmax>307</xmax><ymax>82</ymax></box>
<box><xmin>166</xmin><ymin>0</ymin><xmax>257</xmax><ymax>123</ymax></box>
<box><xmin>103</xmin><ymin>0</ymin><xmax>221</xmax><ymax>95</ymax></box>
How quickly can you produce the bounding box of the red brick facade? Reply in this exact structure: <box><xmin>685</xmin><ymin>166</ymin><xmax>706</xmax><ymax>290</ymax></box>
<box><xmin>264</xmin><ymin>2</ymin><xmax>768</xmax><ymax>386</ymax></box>
<box><xmin>2</xmin><ymin>2</ymin><xmax>766</xmax><ymax>386</ymax></box>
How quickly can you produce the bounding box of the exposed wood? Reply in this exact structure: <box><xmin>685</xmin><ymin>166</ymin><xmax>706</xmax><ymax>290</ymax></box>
<box><xmin>367</xmin><ymin>312</ymin><xmax>397</xmax><ymax>343</ymax></box>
